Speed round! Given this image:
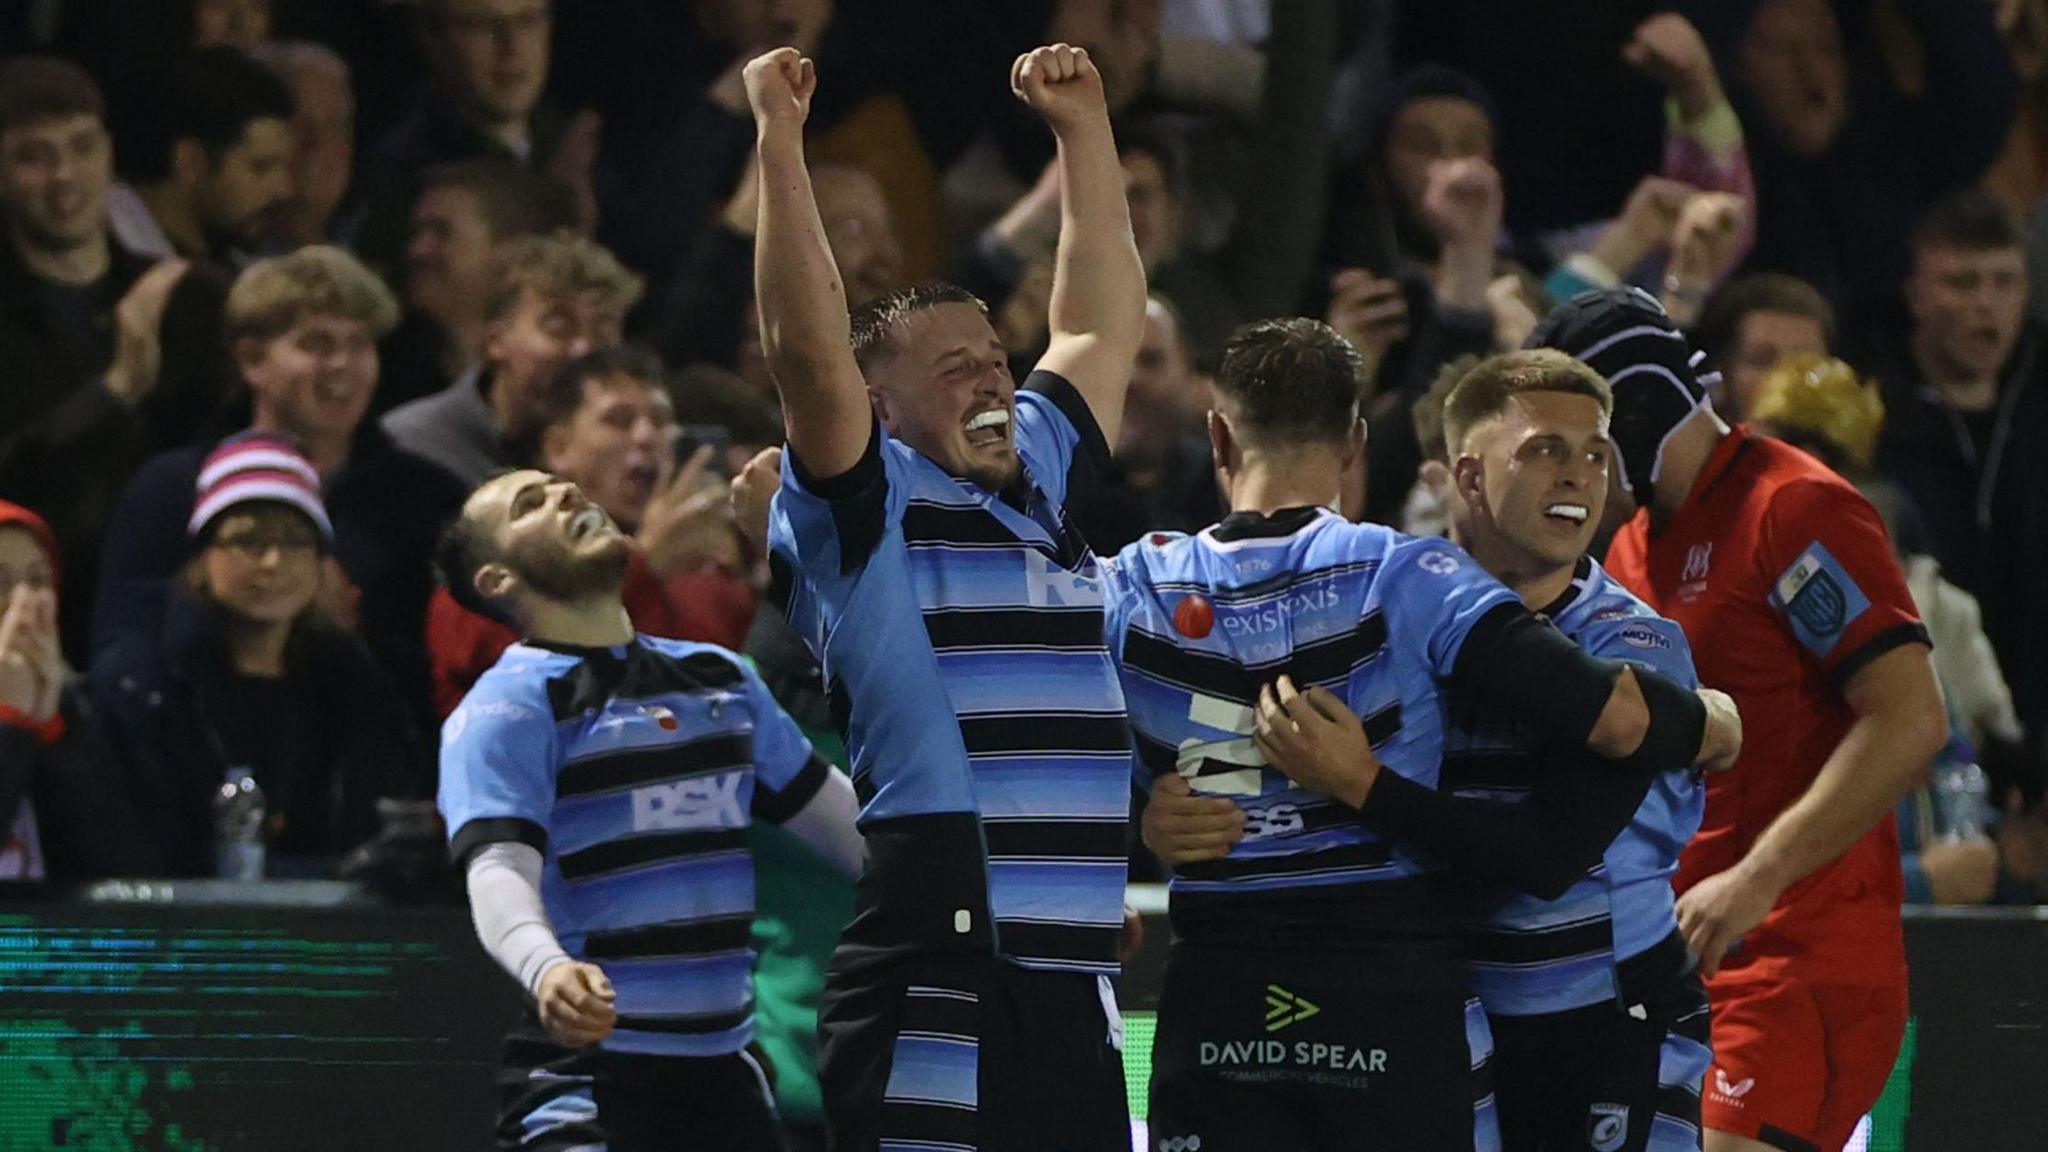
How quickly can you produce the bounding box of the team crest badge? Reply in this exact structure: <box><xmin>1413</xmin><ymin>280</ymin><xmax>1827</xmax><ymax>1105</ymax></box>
<box><xmin>1588</xmin><ymin>1103</ymin><xmax>1629</xmax><ymax>1152</ymax></box>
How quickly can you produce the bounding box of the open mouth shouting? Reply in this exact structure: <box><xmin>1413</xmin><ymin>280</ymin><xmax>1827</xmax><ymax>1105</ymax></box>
<box><xmin>964</xmin><ymin>405</ymin><xmax>1012</xmax><ymax>449</ymax></box>
<box><xmin>567</xmin><ymin>504</ymin><xmax>610</xmax><ymax>542</ymax></box>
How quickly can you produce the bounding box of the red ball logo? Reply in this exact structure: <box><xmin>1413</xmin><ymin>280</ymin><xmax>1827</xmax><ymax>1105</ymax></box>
<box><xmin>1173</xmin><ymin>594</ymin><xmax>1215</xmax><ymax>639</ymax></box>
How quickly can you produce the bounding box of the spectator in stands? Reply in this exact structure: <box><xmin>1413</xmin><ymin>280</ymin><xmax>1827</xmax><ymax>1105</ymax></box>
<box><xmin>653</xmin><ymin>159</ymin><xmax>901</xmax><ymax>382</ymax></box>
<box><xmin>0</xmin><ymin>500</ymin><xmax>158</xmax><ymax>881</ymax></box>
<box><xmin>0</xmin><ymin>58</ymin><xmax>154</xmax><ymax>434</ymax></box>
<box><xmin>1868</xmin><ymin>190</ymin><xmax>2048</xmax><ymax>750</ymax></box>
<box><xmin>960</xmin><ymin>1</ymin><xmax>1339</xmax><ymax>368</ymax></box>
<box><xmin>1325</xmin><ymin>40</ymin><xmax>1749</xmax><ymax>524</ymax></box>
<box><xmin>251</xmin><ymin>41</ymin><xmax>358</xmax><ymax>249</ymax></box>
<box><xmin>357</xmin><ymin>0</ymin><xmax>588</xmax><ymax>274</ymax></box>
<box><xmin>1690</xmin><ymin>271</ymin><xmax>1835</xmax><ymax>418</ymax></box>
<box><xmin>1728</xmin><ymin>0</ymin><xmax>2017</xmax><ymax>328</ymax></box>
<box><xmin>423</xmin><ymin>345</ymin><xmax>751</xmax><ymax>716</ymax></box>
<box><xmin>0</xmin><ymin>59</ymin><xmax>235</xmax><ymax>659</ymax></box>
<box><xmin>112</xmin><ymin>46</ymin><xmax>295</xmax><ymax>267</ymax></box>
<box><xmin>89</xmin><ymin>438</ymin><xmax>425</xmax><ymax>878</ymax></box>
<box><xmin>1071</xmin><ymin>295</ymin><xmax>1218</xmax><ymax>553</ymax></box>
<box><xmin>384</xmin><ymin>230</ymin><xmax>641</xmax><ymax>487</ymax></box>
<box><xmin>94</xmin><ymin>247</ymin><xmax>461</xmax><ymax>741</ymax></box>
<box><xmin>378</xmin><ymin>158</ymin><xmax>566</xmax><ymax>414</ymax></box>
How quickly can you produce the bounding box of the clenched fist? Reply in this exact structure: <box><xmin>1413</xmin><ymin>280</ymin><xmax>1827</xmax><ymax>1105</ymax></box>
<box><xmin>743</xmin><ymin>47</ymin><xmax>815</xmax><ymax>127</ymax></box>
<box><xmin>731</xmin><ymin>445</ymin><xmax>782</xmax><ymax>549</ymax></box>
<box><xmin>1011</xmin><ymin>43</ymin><xmax>1109</xmax><ymax>136</ymax></box>
<box><xmin>537</xmin><ymin>961</ymin><xmax>618</xmax><ymax>1048</ymax></box>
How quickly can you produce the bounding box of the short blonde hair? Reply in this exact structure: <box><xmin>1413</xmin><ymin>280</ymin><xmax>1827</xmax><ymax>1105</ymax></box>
<box><xmin>486</xmin><ymin>230</ymin><xmax>645</xmax><ymax>324</ymax></box>
<box><xmin>1441</xmin><ymin>350</ymin><xmax>1613</xmax><ymax>458</ymax></box>
<box><xmin>225</xmin><ymin>245</ymin><xmax>399</xmax><ymax>344</ymax></box>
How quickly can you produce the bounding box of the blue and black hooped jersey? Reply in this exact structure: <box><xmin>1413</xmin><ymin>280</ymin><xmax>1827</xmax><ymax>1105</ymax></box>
<box><xmin>767</xmin><ymin>372</ymin><xmax>1130</xmax><ymax>975</ymax></box>
<box><xmin>1103</xmin><ymin>506</ymin><xmax>1521</xmax><ymax>947</ymax></box>
<box><xmin>1444</xmin><ymin>556</ymin><xmax>1704</xmax><ymax>1016</ymax></box>
<box><xmin>438</xmin><ymin>636</ymin><xmax>825</xmax><ymax>1057</ymax></box>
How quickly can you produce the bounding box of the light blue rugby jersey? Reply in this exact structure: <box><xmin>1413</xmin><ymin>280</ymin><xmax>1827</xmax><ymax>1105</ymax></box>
<box><xmin>1102</xmin><ymin>507</ymin><xmax>1519</xmax><ymax>904</ymax></box>
<box><xmin>766</xmin><ymin>372</ymin><xmax>1130</xmax><ymax>975</ymax></box>
<box><xmin>1443</xmin><ymin>556</ymin><xmax>1704</xmax><ymax>1017</ymax></box>
<box><xmin>439</xmin><ymin>636</ymin><xmax>824</xmax><ymax>1057</ymax></box>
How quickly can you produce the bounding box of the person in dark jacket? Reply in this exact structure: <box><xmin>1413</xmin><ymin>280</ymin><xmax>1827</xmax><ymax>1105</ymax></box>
<box><xmin>0</xmin><ymin>56</ymin><xmax>169</xmax><ymax>657</ymax></box>
<box><xmin>88</xmin><ymin>443</ymin><xmax>425</xmax><ymax>878</ymax></box>
<box><xmin>0</xmin><ymin>500</ymin><xmax>159</xmax><ymax>881</ymax></box>
<box><xmin>352</xmin><ymin>0</ymin><xmax>579</xmax><ymax>279</ymax></box>
<box><xmin>93</xmin><ymin>246</ymin><xmax>464</xmax><ymax>741</ymax></box>
<box><xmin>1865</xmin><ymin>190</ymin><xmax>2048</xmax><ymax>755</ymax></box>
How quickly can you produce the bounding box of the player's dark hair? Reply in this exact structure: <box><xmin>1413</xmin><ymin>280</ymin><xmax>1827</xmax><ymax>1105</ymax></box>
<box><xmin>533</xmin><ymin>344</ymin><xmax>669</xmax><ymax>436</ymax></box>
<box><xmin>849</xmin><ymin>281</ymin><xmax>988</xmax><ymax>375</ymax></box>
<box><xmin>1690</xmin><ymin>273</ymin><xmax>1836</xmax><ymax>371</ymax></box>
<box><xmin>1911</xmin><ymin>188</ymin><xmax>2022</xmax><ymax>256</ymax></box>
<box><xmin>0</xmin><ymin>56</ymin><xmax>105</xmax><ymax>134</ymax></box>
<box><xmin>435</xmin><ymin>491</ymin><xmax>513</xmax><ymax>626</ymax></box>
<box><xmin>1441</xmin><ymin>350</ymin><xmax>1613</xmax><ymax>458</ymax></box>
<box><xmin>1212</xmin><ymin>317</ymin><xmax>1365</xmax><ymax>446</ymax></box>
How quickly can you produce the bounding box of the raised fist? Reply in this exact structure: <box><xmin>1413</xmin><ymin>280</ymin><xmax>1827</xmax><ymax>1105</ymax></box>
<box><xmin>1011</xmin><ymin>43</ymin><xmax>1109</xmax><ymax>135</ymax></box>
<box><xmin>1623</xmin><ymin>13</ymin><xmax>1722</xmax><ymax>121</ymax></box>
<box><xmin>743</xmin><ymin>47</ymin><xmax>815</xmax><ymax>127</ymax></box>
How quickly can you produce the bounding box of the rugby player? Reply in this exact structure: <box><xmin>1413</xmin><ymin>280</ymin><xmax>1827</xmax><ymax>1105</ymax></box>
<box><xmin>1109</xmin><ymin>322</ymin><xmax>1738</xmax><ymax>1151</ymax></box>
<box><xmin>745</xmin><ymin>43</ymin><xmax>1147</xmax><ymax>1151</ymax></box>
<box><xmin>435</xmin><ymin>469</ymin><xmax>862</xmax><ymax>1152</ymax></box>
<box><xmin>1538</xmin><ymin>288</ymin><xmax>1946</xmax><ymax>1152</ymax></box>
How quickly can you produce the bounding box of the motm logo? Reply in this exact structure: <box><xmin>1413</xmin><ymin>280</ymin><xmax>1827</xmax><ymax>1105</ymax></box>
<box><xmin>1264</xmin><ymin>984</ymin><xmax>1321</xmax><ymax>1032</ymax></box>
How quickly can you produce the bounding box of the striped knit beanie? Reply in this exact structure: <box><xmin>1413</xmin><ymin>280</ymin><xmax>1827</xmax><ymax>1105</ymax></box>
<box><xmin>187</xmin><ymin>432</ymin><xmax>334</xmax><ymax>543</ymax></box>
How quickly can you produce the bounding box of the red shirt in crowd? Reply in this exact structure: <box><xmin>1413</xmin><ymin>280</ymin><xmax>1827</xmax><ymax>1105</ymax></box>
<box><xmin>425</xmin><ymin>551</ymin><xmax>759</xmax><ymax>719</ymax></box>
<box><xmin>1605</xmin><ymin>426</ymin><xmax>1929</xmax><ymax>989</ymax></box>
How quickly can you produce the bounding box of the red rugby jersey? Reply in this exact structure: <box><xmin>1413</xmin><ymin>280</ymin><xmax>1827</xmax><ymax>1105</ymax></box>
<box><xmin>1606</xmin><ymin>426</ymin><xmax>1928</xmax><ymax>987</ymax></box>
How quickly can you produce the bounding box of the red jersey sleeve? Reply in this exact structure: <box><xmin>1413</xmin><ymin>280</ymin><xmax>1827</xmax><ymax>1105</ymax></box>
<box><xmin>1756</xmin><ymin>477</ymin><xmax>1928</xmax><ymax>685</ymax></box>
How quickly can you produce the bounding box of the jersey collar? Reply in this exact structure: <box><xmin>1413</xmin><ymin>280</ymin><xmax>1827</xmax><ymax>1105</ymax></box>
<box><xmin>1209</xmin><ymin>505</ymin><xmax>1334</xmax><ymax>542</ymax></box>
<box><xmin>1535</xmin><ymin>555</ymin><xmax>1596</xmax><ymax>620</ymax></box>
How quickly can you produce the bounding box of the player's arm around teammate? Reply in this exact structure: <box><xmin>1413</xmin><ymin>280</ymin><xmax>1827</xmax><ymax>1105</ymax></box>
<box><xmin>1143</xmin><ymin>676</ymin><xmax>1740</xmax><ymax>873</ymax></box>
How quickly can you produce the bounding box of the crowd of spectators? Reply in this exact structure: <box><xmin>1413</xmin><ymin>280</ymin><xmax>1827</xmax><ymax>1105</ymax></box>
<box><xmin>1</xmin><ymin>0</ymin><xmax>2044</xmax><ymax>909</ymax></box>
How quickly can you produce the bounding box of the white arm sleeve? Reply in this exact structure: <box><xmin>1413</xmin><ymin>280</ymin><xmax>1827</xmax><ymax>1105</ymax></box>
<box><xmin>781</xmin><ymin>767</ymin><xmax>865</xmax><ymax>878</ymax></box>
<box><xmin>466</xmin><ymin>841</ymin><xmax>571</xmax><ymax>999</ymax></box>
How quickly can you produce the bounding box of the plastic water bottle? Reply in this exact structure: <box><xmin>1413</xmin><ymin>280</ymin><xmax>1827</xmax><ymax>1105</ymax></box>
<box><xmin>1931</xmin><ymin>762</ymin><xmax>1993</xmax><ymax>843</ymax></box>
<box><xmin>215</xmin><ymin>767</ymin><xmax>267</xmax><ymax>880</ymax></box>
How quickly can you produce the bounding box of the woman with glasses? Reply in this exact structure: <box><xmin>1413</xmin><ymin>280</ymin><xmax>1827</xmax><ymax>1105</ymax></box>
<box><xmin>88</xmin><ymin>433</ymin><xmax>427</xmax><ymax>878</ymax></box>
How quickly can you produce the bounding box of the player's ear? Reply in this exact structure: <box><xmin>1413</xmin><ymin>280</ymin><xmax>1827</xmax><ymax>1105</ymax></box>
<box><xmin>1342</xmin><ymin>417</ymin><xmax>1367</xmax><ymax>471</ymax></box>
<box><xmin>473</xmin><ymin>563</ymin><xmax>516</xmax><ymax>604</ymax></box>
<box><xmin>1206</xmin><ymin>408</ymin><xmax>1236</xmax><ymax>474</ymax></box>
<box><xmin>1451</xmin><ymin>453</ymin><xmax>1487</xmax><ymax>513</ymax></box>
<box><xmin>868</xmin><ymin>386</ymin><xmax>897</xmax><ymax>433</ymax></box>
